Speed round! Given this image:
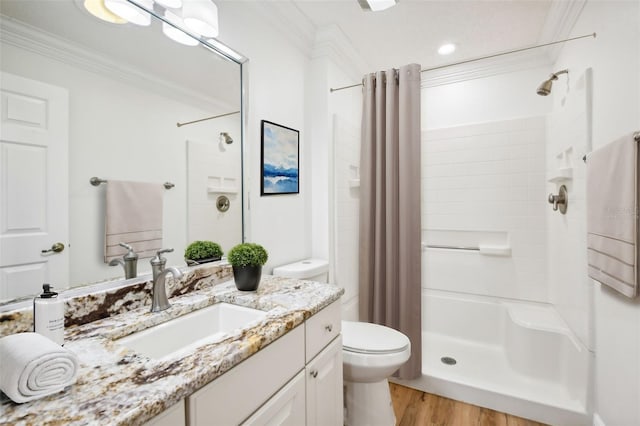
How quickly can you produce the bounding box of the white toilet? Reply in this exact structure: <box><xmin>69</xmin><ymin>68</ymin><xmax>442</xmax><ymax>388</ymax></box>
<box><xmin>273</xmin><ymin>259</ymin><xmax>411</xmax><ymax>426</ymax></box>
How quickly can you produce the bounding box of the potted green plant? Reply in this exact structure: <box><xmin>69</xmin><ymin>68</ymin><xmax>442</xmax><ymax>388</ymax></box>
<box><xmin>227</xmin><ymin>243</ymin><xmax>268</xmax><ymax>291</ymax></box>
<box><xmin>184</xmin><ymin>241</ymin><xmax>223</xmax><ymax>266</ymax></box>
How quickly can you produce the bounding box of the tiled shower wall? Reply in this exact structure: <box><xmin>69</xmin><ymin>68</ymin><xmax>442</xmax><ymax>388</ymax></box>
<box><xmin>332</xmin><ymin>115</ymin><xmax>360</xmax><ymax>320</ymax></box>
<box><xmin>422</xmin><ymin>116</ymin><xmax>548</xmax><ymax>302</ymax></box>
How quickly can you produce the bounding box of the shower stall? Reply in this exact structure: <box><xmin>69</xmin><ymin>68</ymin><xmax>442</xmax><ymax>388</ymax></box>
<box><xmin>331</xmin><ymin>67</ymin><xmax>594</xmax><ymax>424</ymax></box>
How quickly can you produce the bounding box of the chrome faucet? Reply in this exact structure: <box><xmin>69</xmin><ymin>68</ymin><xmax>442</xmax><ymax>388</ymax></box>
<box><xmin>108</xmin><ymin>242</ymin><xmax>139</xmax><ymax>279</ymax></box>
<box><xmin>150</xmin><ymin>248</ymin><xmax>183</xmax><ymax>313</ymax></box>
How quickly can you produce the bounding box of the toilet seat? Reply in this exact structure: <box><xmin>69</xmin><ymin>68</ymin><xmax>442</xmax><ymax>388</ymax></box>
<box><xmin>342</xmin><ymin>321</ymin><xmax>410</xmax><ymax>355</ymax></box>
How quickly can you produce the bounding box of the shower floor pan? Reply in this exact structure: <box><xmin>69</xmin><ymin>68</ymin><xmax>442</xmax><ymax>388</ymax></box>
<box><xmin>392</xmin><ymin>291</ymin><xmax>590</xmax><ymax>425</ymax></box>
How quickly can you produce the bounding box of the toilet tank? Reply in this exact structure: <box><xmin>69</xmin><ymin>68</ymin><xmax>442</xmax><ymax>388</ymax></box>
<box><xmin>272</xmin><ymin>259</ymin><xmax>329</xmax><ymax>283</ymax></box>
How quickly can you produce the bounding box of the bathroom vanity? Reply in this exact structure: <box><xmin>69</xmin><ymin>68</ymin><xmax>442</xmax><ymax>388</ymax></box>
<box><xmin>0</xmin><ymin>265</ymin><xmax>344</xmax><ymax>425</ymax></box>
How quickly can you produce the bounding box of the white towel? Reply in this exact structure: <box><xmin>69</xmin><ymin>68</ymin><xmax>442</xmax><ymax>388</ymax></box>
<box><xmin>105</xmin><ymin>180</ymin><xmax>164</xmax><ymax>263</ymax></box>
<box><xmin>586</xmin><ymin>132</ymin><xmax>639</xmax><ymax>298</ymax></box>
<box><xmin>0</xmin><ymin>332</ymin><xmax>79</xmax><ymax>403</ymax></box>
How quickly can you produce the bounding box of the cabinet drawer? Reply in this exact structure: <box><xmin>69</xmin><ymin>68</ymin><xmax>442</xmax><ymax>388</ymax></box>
<box><xmin>187</xmin><ymin>325</ymin><xmax>304</xmax><ymax>426</ymax></box>
<box><xmin>305</xmin><ymin>300</ymin><xmax>341</xmax><ymax>363</ymax></box>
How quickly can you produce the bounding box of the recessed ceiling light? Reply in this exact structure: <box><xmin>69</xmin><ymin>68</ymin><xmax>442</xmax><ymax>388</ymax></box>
<box><xmin>357</xmin><ymin>0</ymin><xmax>398</xmax><ymax>12</ymax></box>
<box><xmin>438</xmin><ymin>43</ymin><xmax>456</xmax><ymax>56</ymax></box>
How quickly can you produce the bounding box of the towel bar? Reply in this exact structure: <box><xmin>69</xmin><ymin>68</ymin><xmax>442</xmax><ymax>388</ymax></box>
<box><xmin>90</xmin><ymin>177</ymin><xmax>174</xmax><ymax>189</ymax></box>
<box><xmin>584</xmin><ymin>131</ymin><xmax>640</xmax><ymax>162</ymax></box>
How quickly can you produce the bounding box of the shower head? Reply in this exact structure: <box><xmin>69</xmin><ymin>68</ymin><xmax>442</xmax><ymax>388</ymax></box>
<box><xmin>536</xmin><ymin>69</ymin><xmax>568</xmax><ymax>96</ymax></box>
<box><xmin>219</xmin><ymin>132</ymin><xmax>233</xmax><ymax>144</ymax></box>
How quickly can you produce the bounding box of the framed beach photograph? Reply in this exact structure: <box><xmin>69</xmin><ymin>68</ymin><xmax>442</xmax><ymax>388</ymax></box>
<box><xmin>260</xmin><ymin>120</ymin><xmax>300</xmax><ymax>195</ymax></box>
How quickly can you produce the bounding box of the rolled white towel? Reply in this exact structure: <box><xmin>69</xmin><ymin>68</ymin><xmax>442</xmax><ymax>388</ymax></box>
<box><xmin>0</xmin><ymin>332</ymin><xmax>79</xmax><ymax>403</ymax></box>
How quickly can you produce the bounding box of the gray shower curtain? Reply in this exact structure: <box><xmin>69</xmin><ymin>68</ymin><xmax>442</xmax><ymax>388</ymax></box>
<box><xmin>358</xmin><ymin>63</ymin><xmax>422</xmax><ymax>380</ymax></box>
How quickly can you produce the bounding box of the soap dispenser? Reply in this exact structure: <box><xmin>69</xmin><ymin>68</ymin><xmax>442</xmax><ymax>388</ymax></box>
<box><xmin>34</xmin><ymin>284</ymin><xmax>65</xmax><ymax>345</ymax></box>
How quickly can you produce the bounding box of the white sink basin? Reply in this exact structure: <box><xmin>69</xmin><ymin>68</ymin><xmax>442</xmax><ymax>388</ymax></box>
<box><xmin>116</xmin><ymin>303</ymin><xmax>267</xmax><ymax>360</ymax></box>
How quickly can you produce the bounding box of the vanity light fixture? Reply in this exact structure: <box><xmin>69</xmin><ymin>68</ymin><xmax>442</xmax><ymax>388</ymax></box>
<box><xmin>104</xmin><ymin>0</ymin><xmax>153</xmax><ymax>26</ymax></box>
<box><xmin>182</xmin><ymin>0</ymin><xmax>219</xmax><ymax>38</ymax></box>
<box><xmin>162</xmin><ymin>9</ymin><xmax>200</xmax><ymax>46</ymax></box>
<box><xmin>83</xmin><ymin>0</ymin><xmax>127</xmax><ymax>24</ymax></box>
<box><xmin>357</xmin><ymin>0</ymin><xmax>398</xmax><ymax>12</ymax></box>
<box><xmin>155</xmin><ymin>0</ymin><xmax>183</xmax><ymax>8</ymax></box>
<box><xmin>437</xmin><ymin>43</ymin><xmax>456</xmax><ymax>55</ymax></box>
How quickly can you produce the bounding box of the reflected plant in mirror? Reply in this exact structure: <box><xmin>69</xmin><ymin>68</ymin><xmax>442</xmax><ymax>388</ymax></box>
<box><xmin>0</xmin><ymin>0</ymin><xmax>247</xmax><ymax>305</ymax></box>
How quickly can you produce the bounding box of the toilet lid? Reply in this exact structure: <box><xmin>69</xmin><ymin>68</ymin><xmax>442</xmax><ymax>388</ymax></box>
<box><xmin>342</xmin><ymin>321</ymin><xmax>410</xmax><ymax>354</ymax></box>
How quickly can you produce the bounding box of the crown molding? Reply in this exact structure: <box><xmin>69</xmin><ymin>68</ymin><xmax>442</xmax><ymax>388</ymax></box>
<box><xmin>312</xmin><ymin>24</ymin><xmax>370</xmax><ymax>82</ymax></box>
<box><xmin>537</xmin><ymin>0</ymin><xmax>588</xmax><ymax>63</ymax></box>
<box><xmin>0</xmin><ymin>15</ymin><xmax>232</xmax><ymax>113</ymax></box>
<box><xmin>250</xmin><ymin>1</ymin><xmax>316</xmax><ymax>58</ymax></box>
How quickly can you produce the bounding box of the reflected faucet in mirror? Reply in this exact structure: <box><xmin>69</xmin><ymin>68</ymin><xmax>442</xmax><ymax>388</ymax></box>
<box><xmin>108</xmin><ymin>243</ymin><xmax>139</xmax><ymax>279</ymax></box>
<box><xmin>150</xmin><ymin>248</ymin><xmax>184</xmax><ymax>313</ymax></box>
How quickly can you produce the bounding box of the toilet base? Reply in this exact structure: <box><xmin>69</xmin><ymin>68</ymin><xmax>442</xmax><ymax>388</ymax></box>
<box><xmin>344</xmin><ymin>378</ymin><xmax>395</xmax><ymax>426</ymax></box>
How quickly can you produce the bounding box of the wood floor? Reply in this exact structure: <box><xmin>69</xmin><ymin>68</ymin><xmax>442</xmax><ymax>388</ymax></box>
<box><xmin>389</xmin><ymin>383</ymin><xmax>548</xmax><ymax>426</ymax></box>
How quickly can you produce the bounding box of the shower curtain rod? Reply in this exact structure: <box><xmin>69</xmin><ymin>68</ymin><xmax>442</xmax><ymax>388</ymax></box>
<box><xmin>329</xmin><ymin>32</ymin><xmax>596</xmax><ymax>93</ymax></box>
<box><xmin>176</xmin><ymin>110</ymin><xmax>240</xmax><ymax>127</ymax></box>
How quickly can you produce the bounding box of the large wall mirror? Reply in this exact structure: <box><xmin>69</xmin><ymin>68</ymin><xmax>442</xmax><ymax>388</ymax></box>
<box><xmin>0</xmin><ymin>0</ymin><xmax>247</xmax><ymax>304</ymax></box>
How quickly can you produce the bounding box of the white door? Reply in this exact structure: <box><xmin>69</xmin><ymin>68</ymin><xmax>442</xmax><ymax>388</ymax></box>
<box><xmin>0</xmin><ymin>71</ymin><xmax>69</xmax><ymax>301</ymax></box>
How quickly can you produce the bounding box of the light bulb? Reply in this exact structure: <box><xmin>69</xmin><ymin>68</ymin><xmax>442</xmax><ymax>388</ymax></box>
<box><xmin>162</xmin><ymin>10</ymin><xmax>199</xmax><ymax>46</ymax></box>
<box><xmin>104</xmin><ymin>0</ymin><xmax>153</xmax><ymax>26</ymax></box>
<box><xmin>182</xmin><ymin>0</ymin><xmax>219</xmax><ymax>38</ymax></box>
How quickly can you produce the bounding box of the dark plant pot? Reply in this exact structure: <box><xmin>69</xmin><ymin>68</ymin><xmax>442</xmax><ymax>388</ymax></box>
<box><xmin>185</xmin><ymin>256</ymin><xmax>222</xmax><ymax>266</ymax></box>
<box><xmin>233</xmin><ymin>265</ymin><xmax>262</xmax><ymax>291</ymax></box>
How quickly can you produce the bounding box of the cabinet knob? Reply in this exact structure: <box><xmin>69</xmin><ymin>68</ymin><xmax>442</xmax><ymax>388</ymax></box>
<box><xmin>310</xmin><ymin>370</ymin><xmax>318</xmax><ymax>378</ymax></box>
<box><xmin>325</xmin><ymin>324</ymin><xmax>333</xmax><ymax>332</ymax></box>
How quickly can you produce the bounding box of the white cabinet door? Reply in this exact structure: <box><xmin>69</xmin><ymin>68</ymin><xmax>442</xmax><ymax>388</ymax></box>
<box><xmin>306</xmin><ymin>337</ymin><xmax>343</xmax><ymax>426</ymax></box>
<box><xmin>144</xmin><ymin>400</ymin><xmax>185</xmax><ymax>426</ymax></box>
<box><xmin>243</xmin><ymin>370</ymin><xmax>306</xmax><ymax>426</ymax></box>
<box><xmin>0</xmin><ymin>72</ymin><xmax>69</xmax><ymax>301</ymax></box>
<box><xmin>187</xmin><ymin>326</ymin><xmax>305</xmax><ymax>426</ymax></box>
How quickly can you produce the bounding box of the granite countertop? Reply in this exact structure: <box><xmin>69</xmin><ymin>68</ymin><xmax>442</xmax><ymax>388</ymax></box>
<box><xmin>0</xmin><ymin>275</ymin><xmax>344</xmax><ymax>426</ymax></box>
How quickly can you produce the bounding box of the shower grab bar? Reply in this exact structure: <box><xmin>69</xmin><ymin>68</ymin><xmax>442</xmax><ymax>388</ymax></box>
<box><xmin>422</xmin><ymin>243</ymin><xmax>512</xmax><ymax>257</ymax></box>
<box><xmin>422</xmin><ymin>243</ymin><xmax>479</xmax><ymax>251</ymax></box>
<box><xmin>90</xmin><ymin>177</ymin><xmax>175</xmax><ymax>189</ymax></box>
<box><xmin>583</xmin><ymin>131</ymin><xmax>640</xmax><ymax>162</ymax></box>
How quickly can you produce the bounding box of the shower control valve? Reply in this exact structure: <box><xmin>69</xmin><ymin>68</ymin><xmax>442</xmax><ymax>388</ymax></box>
<box><xmin>548</xmin><ymin>185</ymin><xmax>568</xmax><ymax>214</ymax></box>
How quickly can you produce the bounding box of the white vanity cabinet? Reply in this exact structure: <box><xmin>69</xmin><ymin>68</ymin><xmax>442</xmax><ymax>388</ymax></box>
<box><xmin>184</xmin><ymin>300</ymin><xmax>342</xmax><ymax>426</ymax></box>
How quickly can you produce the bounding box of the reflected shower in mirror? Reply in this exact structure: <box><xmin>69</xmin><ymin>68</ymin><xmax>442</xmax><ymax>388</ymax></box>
<box><xmin>0</xmin><ymin>0</ymin><xmax>245</xmax><ymax>304</ymax></box>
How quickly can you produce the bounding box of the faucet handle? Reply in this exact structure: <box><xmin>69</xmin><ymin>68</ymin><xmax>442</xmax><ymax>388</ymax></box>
<box><xmin>157</xmin><ymin>248</ymin><xmax>174</xmax><ymax>257</ymax></box>
<box><xmin>119</xmin><ymin>242</ymin><xmax>133</xmax><ymax>251</ymax></box>
<box><xmin>151</xmin><ymin>248</ymin><xmax>173</xmax><ymax>266</ymax></box>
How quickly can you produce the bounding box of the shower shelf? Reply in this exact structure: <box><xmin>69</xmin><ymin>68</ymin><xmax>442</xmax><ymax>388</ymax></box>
<box><xmin>348</xmin><ymin>179</ymin><xmax>360</xmax><ymax>188</ymax></box>
<box><xmin>547</xmin><ymin>167</ymin><xmax>573</xmax><ymax>183</ymax></box>
<box><xmin>207</xmin><ymin>186</ymin><xmax>238</xmax><ymax>194</ymax></box>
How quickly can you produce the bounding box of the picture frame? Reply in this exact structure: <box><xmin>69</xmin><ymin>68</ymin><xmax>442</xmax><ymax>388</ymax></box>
<box><xmin>260</xmin><ymin>120</ymin><xmax>300</xmax><ymax>195</ymax></box>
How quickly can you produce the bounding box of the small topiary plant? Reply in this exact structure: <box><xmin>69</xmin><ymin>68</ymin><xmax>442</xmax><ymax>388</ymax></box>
<box><xmin>184</xmin><ymin>240</ymin><xmax>223</xmax><ymax>261</ymax></box>
<box><xmin>227</xmin><ymin>243</ymin><xmax>268</xmax><ymax>267</ymax></box>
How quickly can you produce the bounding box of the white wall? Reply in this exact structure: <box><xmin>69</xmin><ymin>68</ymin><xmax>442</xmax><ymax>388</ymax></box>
<box><xmin>421</xmin><ymin>68</ymin><xmax>552</xmax><ymax>302</ymax></box>
<box><xmin>546</xmin><ymin>67</ymin><xmax>593</xmax><ymax>350</ymax></box>
<box><xmin>549</xmin><ymin>1</ymin><xmax>640</xmax><ymax>424</ymax></box>
<box><xmin>423</xmin><ymin>66</ymin><xmax>552</xmax><ymax>130</ymax></box>
<box><xmin>216</xmin><ymin>3</ymin><xmax>312</xmax><ymax>272</ymax></box>
<box><xmin>422</xmin><ymin>117</ymin><xmax>548</xmax><ymax>302</ymax></box>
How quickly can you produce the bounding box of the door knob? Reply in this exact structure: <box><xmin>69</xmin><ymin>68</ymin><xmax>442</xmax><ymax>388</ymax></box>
<box><xmin>42</xmin><ymin>242</ymin><xmax>65</xmax><ymax>254</ymax></box>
